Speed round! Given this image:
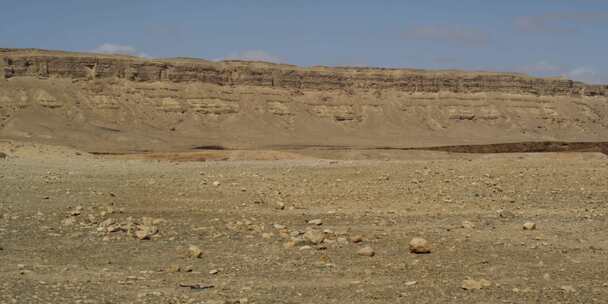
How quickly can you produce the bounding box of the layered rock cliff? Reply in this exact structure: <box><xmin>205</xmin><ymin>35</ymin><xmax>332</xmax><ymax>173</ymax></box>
<box><xmin>1</xmin><ymin>48</ymin><xmax>607</xmax><ymax>152</ymax></box>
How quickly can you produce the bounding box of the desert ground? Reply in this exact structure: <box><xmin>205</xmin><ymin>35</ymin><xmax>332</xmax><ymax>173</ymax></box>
<box><xmin>1</xmin><ymin>48</ymin><xmax>608</xmax><ymax>303</ymax></box>
<box><xmin>1</xmin><ymin>141</ymin><xmax>608</xmax><ymax>304</ymax></box>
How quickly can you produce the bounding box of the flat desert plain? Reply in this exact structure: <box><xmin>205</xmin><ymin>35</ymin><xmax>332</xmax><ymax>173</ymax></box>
<box><xmin>1</xmin><ymin>141</ymin><xmax>607</xmax><ymax>303</ymax></box>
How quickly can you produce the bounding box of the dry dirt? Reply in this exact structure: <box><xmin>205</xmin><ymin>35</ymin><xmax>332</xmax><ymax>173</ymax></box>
<box><xmin>1</xmin><ymin>141</ymin><xmax>608</xmax><ymax>303</ymax></box>
<box><xmin>2</xmin><ymin>49</ymin><xmax>608</xmax><ymax>303</ymax></box>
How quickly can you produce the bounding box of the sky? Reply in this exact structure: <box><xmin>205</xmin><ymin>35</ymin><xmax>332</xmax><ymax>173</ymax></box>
<box><xmin>1</xmin><ymin>0</ymin><xmax>607</xmax><ymax>84</ymax></box>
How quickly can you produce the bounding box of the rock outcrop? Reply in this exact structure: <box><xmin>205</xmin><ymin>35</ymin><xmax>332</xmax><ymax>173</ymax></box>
<box><xmin>1</xmin><ymin>48</ymin><xmax>607</xmax><ymax>152</ymax></box>
<box><xmin>2</xmin><ymin>48</ymin><xmax>607</xmax><ymax>96</ymax></box>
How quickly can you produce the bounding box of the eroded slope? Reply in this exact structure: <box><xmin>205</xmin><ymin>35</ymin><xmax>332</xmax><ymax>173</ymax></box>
<box><xmin>1</xmin><ymin>48</ymin><xmax>607</xmax><ymax>152</ymax></box>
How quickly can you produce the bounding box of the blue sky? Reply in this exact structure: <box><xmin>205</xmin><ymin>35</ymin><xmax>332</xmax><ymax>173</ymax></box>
<box><xmin>1</xmin><ymin>0</ymin><xmax>607</xmax><ymax>83</ymax></box>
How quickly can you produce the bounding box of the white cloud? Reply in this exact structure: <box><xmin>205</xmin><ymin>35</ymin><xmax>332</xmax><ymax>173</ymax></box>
<box><xmin>518</xmin><ymin>61</ymin><xmax>606</xmax><ymax>84</ymax></box>
<box><xmin>93</xmin><ymin>43</ymin><xmax>136</xmax><ymax>54</ymax></box>
<box><xmin>220</xmin><ymin>50</ymin><xmax>284</xmax><ymax>63</ymax></box>
<box><xmin>401</xmin><ymin>25</ymin><xmax>489</xmax><ymax>47</ymax></box>
<box><xmin>91</xmin><ymin>43</ymin><xmax>150</xmax><ymax>58</ymax></box>
<box><xmin>515</xmin><ymin>12</ymin><xmax>608</xmax><ymax>33</ymax></box>
<box><xmin>518</xmin><ymin>61</ymin><xmax>562</xmax><ymax>74</ymax></box>
<box><xmin>564</xmin><ymin>67</ymin><xmax>602</xmax><ymax>84</ymax></box>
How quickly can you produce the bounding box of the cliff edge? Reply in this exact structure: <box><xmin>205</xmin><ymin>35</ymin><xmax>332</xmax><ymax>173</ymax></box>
<box><xmin>1</xmin><ymin>48</ymin><xmax>607</xmax><ymax>152</ymax></box>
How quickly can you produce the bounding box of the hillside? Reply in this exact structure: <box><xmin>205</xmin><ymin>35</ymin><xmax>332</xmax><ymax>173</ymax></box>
<box><xmin>1</xmin><ymin>48</ymin><xmax>607</xmax><ymax>152</ymax></box>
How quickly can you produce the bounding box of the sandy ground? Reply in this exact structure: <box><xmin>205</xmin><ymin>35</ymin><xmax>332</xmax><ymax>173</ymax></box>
<box><xmin>1</xmin><ymin>141</ymin><xmax>608</xmax><ymax>303</ymax></box>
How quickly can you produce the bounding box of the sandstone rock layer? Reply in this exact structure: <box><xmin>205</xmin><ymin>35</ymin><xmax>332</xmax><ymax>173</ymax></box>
<box><xmin>1</xmin><ymin>48</ymin><xmax>607</xmax><ymax>152</ymax></box>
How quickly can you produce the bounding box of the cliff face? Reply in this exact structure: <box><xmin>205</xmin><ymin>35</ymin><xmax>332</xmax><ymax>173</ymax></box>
<box><xmin>1</xmin><ymin>48</ymin><xmax>607</xmax><ymax>152</ymax></box>
<box><xmin>3</xmin><ymin>48</ymin><xmax>607</xmax><ymax>96</ymax></box>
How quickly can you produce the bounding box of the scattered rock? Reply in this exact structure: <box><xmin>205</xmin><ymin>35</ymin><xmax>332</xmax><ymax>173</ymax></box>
<box><xmin>307</xmin><ymin>219</ymin><xmax>323</xmax><ymax>226</ymax></box>
<box><xmin>69</xmin><ymin>206</ymin><xmax>83</xmax><ymax>216</ymax></box>
<box><xmin>166</xmin><ymin>264</ymin><xmax>181</xmax><ymax>273</ymax></box>
<box><xmin>462</xmin><ymin>278</ymin><xmax>492</xmax><ymax>290</ymax></box>
<box><xmin>134</xmin><ymin>230</ymin><xmax>150</xmax><ymax>240</ymax></box>
<box><xmin>350</xmin><ymin>235</ymin><xmax>364</xmax><ymax>243</ymax></box>
<box><xmin>461</xmin><ymin>221</ymin><xmax>475</xmax><ymax>229</ymax></box>
<box><xmin>404</xmin><ymin>281</ymin><xmax>417</xmax><ymax>286</ymax></box>
<box><xmin>106</xmin><ymin>224</ymin><xmax>123</xmax><ymax>233</ymax></box>
<box><xmin>501</xmin><ymin>195</ymin><xmax>515</xmax><ymax>203</ymax></box>
<box><xmin>87</xmin><ymin>214</ymin><xmax>98</xmax><ymax>224</ymax></box>
<box><xmin>135</xmin><ymin>225</ymin><xmax>158</xmax><ymax>240</ymax></box>
<box><xmin>209</xmin><ymin>269</ymin><xmax>219</xmax><ymax>275</ymax></box>
<box><xmin>61</xmin><ymin>217</ymin><xmax>76</xmax><ymax>226</ymax></box>
<box><xmin>275</xmin><ymin>201</ymin><xmax>286</xmax><ymax>210</ymax></box>
<box><xmin>289</xmin><ymin>230</ymin><xmax>301</xmax><ymax>237</ymax></box>
<box><xmin>561</xmin><ymin>285</ymin><xmax>576</xmax><ymax>292</ymax></box>
<box><xmin>225</xmin><ymin>298</ymin><xmax>249</xmax><ymax>304</ymax></box>
<box><xmin>303</xmin><ymin>230</ymin><xmax>325</xmax><ymax>244</ymax></box>
<box><xmin>188</xmin><ymin>245</ymin><xmax>203</xmax><ymax>258</ymax></box>
<box><xmin>357</xmin><ymin>246</ymin><xmax>375</xmax><ymax>257</ymax></box>
<box><xmin>99</xmin><ymin>218</ymin><xmax>116</xmax><ymax>228</ymax></box>
<box><xmin>409</xmin><ymin>237</ymin><xmax>432</xmax><ymax>254</ymax></box>
<box><xmin>284</xmin><ymin>237</ymin><xmax>306</xmax><ymax>249</ymax></box>
<box><xmin>337</xmin><ymin>237</ymin><xmax>349</xmax><ymax>244</ymax></box>
<box><xmin>179</xmin><ymin>283</ymin><xmax>214</xmax><ymax>290</ymax></box>
<box><xmin>137</xmin><ymin>291</ymin><xmax>163</xmax><ymax>298</ymax></box>
<box><xmin>152</xmin><ymin>218</ymin><xmax>166</xmax><ymax>225</ymax></box>
<box><xmin>497</xmin><ymin>209</ymin><xmax>515</xmax><ymax>219</ymax></box>
<box><xmin>322</xmin><ymin>237</ymin><xmax>335</xmax><ymax>245</ymax></box>
<box><xmin>141</xmin><ymin>217</ymin><xmax>154</xmax><ymax>226</ymax></box>
<box><xmin>212</xmin><ymin>181</ymin><xmax>220</xmax><ymax>187</ymax></box>
<box><xmin>523</xmin><ymin>222</ymin><xmax>536</xmax><ymax>230</ymax></box>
